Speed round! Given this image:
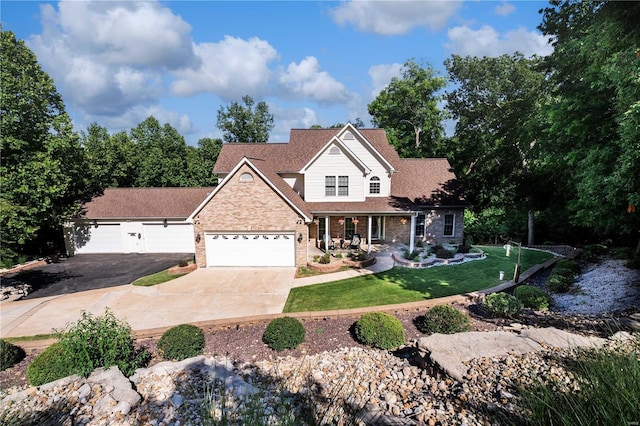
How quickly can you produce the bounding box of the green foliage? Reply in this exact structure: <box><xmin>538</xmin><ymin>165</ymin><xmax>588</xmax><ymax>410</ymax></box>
<box><xmin>55</xmin><ymin>309</ymin><xmax>149</xmax><ymax>378</ymax></box>
<box><xmin>513</xmin><ymin>286</ymin><xmax>551</xmax><ymax>311</ymax></box>
<box><xmin>419</xmin><ymin>305</ymin><xmax>470</xmax><ymax>334</ymax></box>
<box><xmin>157</xmin><ymin>324</ymin><xmax>205</xmax><ymax>361</ymax></box>
<box><xmin>26</xmin><ymin>343</ymin><xmax>75</xmax><ymax>386</ymax></box>
<box><xmin>216</xmin><ymin>95</ymin><xmax>274</xmax><ymax>143</ymax></box>
<box><xmin>0</xmin><ymin>339</ymin><xmax>26</xmax><ymax>371</ymax></box>
<box><xmin>583</xmin><ymin>244</ymin><xmax>608</xmax><ymax>256</ymax></box>
<box><xmin>318</xmin><ymin>253</ymin><xmax>331</xmax><ymax>264</ymax></box>
<box><xmin>482</xmin><ymin>292</ymin><xmax>523</xmax><ymax>318</ymax></box>
<box><xmin>546</xmin><ymin>273</ymin><xmax>574</xmax><ymax>293</ymax></box>
<box><xmin>1</xmin><ymin>29</ymin><xmax>88</xmax><ymax>264</ymax></box>
<box><xmin>354</xmin><ymin>312</ymin><xmax>405</xmax><ymax>350</ymax></box>
<box><xmin>368</xmin><ymin>60</ymin><xmax>448</xmax><ymax>158</ymax></box>
<box><xmin>555</xmin><ymin>259</ymin><xmax>580</xmax><ymax>274</ymax></box>
<box><xmin>519</xmin><ymin>349</ymin><xmax>640</xmax><ymax>426</ymax></box>
<box><xmin>403</xmin><ymin>249</ymin><xmax>420</xmax><ymax>260</ymax></box>
<box><xmin>456</xmin><ymin>245</ymin><xmax>471</xmax><ymax>254</ymax></box>
<box><xmin>262</xmin><ymin>317</ymin><xmax>305</xmax><ymax>351</ymax></box>
<box><xmin>435</xmin><ymin>248</ymin><xmax>454</xmax><ymax>259</ymax></box>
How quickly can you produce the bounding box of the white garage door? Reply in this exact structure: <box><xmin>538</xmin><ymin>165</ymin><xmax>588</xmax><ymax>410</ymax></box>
<box><xmin>74</xmin><ymin>224</ymin><xmax>123</xmax><ymax>254</ymax></box>
<box><xmin>143</xmin><ymin>223</ymin><xmax>195</xmax><ymax>253</ymax></box>
<box><xmin>206</xmin><ymin>233</ymin><xmax>295</xmax><ymax>267</ymax></box>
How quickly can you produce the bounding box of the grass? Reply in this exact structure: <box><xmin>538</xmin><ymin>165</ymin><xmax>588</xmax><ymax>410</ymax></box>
<box><xmin>3</xmin><ymin>333</ymin><xmax>57</xmax><ymax>343</ymax></box>
<box><xmin>283</xmin><ymin>246</ymin><xmax>554</xmax><ymax>312</ymax></box>
<box><xmin>295</xmin><ymin>265</ymin><xmax>351</xmax><ymax>278</ymax></box>
<box><xmin>132</xmin><ymin>269</ymin><xmax>188</xmax><ymax>287</ymax></box>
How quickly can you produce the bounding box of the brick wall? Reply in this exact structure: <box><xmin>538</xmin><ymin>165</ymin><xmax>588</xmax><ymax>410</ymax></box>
<box><xmin>423</xmin><ymin>209</ymin><xmax>464</xmax><ymax>245</ymax></box>
<box><xmin>193</xmin><ymin>164</ymin><xmax>308</xmax><ymax>267</ymax></box>
<box><xmin>385</xmin><ymin>216</ymin><xmax>411</xmax><ymax>243</ymax></box>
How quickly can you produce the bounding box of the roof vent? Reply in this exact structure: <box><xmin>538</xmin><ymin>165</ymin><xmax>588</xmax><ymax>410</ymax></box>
<box><xmin>343</xmin><ymin>132</ymin><xmax>355</xmax><ymax>140</ymax></box>
<box><xmin>329</xmin><ymin>146</ymin><xmax>341</xmax><ymax>155</ymax></box>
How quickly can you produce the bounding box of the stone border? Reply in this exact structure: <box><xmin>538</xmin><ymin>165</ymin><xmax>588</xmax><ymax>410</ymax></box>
<box><xmin>391</xmin><ymin>250</ymin><xmax>484</xmax><ymax>268</ymax></box>
<box><xmin>306</xmin><ymin>259</ymin><xmax>344</xmax><ymax>273</ymax></box>
<box><xmin>167</xmin><ymin>264</ymin><xmax>197</xmax><ymax>275</ymax></box>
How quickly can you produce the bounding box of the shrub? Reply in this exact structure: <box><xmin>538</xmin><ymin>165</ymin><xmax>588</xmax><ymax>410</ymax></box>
<box><xmin>319</xmin><ymin>253</ymin><xmax>331</xmax><ymax>264</ymax></box>
<box><xmin>482</xmin><ymin>292</ymin><xmax>523</xmax><ymax>318</ymax></box>
<box><xmin>456</xmin><ymin>245</ymin><xmax>471</xmax><ymax>254</ymax></box>
<box><xmin>354</xmin><ymin>312</ymin><xmax>405</xmax><ymax>350</ymax></box>
<box><xmin>547</xmin><ymin>273</ymin><xmax>574</xmax><ymax>293</ymax></box>
<box><xmin>628</xmin><ymin>253</ymin><xmax>640</xmax><ymax>270</ymax></box>
<box><xmin>419</xmin><ymin>305</ymin><xmax>470</xmax><ymax>334</ymax></box>
<box><xmin>435</xmin><ymin>248</ymin><xmax>454</xmax><ymax>259</ymax></box>
<box><xmin>27</xmin><ymin>343</ymin><xmax>75</xmax><ymax>386</ymax></box>
<box><xmin>583</xmin><ymin>244</ymin><xmax>608</xmax><ymax>256</ymax></box>
<box><xmin>158</xmin><ymin>324</ymin><xmax>205</xmax><ymax>361</ymax></box>
<box><xmin>514</xmin><ymin>286</ymin><xmax>551</xmax><ymax>310</ymax></box>
<box><xmin>555</xmin><ymin>259</ymin><xmax>580</xmax><ymax>274</ymax></box>
<box><xmin>0</xmin><ymin>339</ymin><xmax>26</xmax><ymax>371</ymax></box>
<box><xmin>57</xmin><ymin>309</ymin><xmax>150</xmax><ymax>378</ymax></box>
<box><xmin>262</xmin><ymin>317</ymin><xmax>305</xmax><ymax>351</ymax></box>
<box><xmin>416</xmin><ymin>240</ymin><xmax>424</xmax><ymax>248</ymax></box>
<box><xmin>404</xmin><ymin>249</ymin><xmax>420</xmax><ymax>260</ymax></box>
<box><xmin>178</xmin><ymin>259</ymin><xmax>189</xmax><ymax>267</ymax></box>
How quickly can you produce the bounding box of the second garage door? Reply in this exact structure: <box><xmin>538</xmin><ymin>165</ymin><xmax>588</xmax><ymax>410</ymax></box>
<box><xmin>143</xmin><ymin>223</ymin><xmax>195</xmax><ymax>253</ymax></box>
<box><xmin>205</xmin><ymin>232</ymin><xmax>295</xmax><ymax>267</ymax></box>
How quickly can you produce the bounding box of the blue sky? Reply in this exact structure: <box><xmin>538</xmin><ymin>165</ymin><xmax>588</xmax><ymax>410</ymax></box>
<box><xmin>2</xmin><ymin>1</ymin><xmax>552</xmax><ymax>144</ymax></box>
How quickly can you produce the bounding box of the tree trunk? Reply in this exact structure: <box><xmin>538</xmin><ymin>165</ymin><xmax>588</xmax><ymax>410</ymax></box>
<box><xmin>527</xmin><ymin>209</ymin><xmax>535</xmax><ymax>246</ymax></box>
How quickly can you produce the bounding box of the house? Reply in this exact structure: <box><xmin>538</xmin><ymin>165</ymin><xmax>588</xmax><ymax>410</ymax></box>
<box><xmin>64</xmin><ymin>187</ymin><xmax>213</xmax><ymax>255</ymax></box>
<box><xmin>65</xmin><ymin>124</ymin><xmax>464</xmax><ymax>267</ymax></box>
<box><xmin>188</xmin><ymin>124</ymin><xmax>464</xmax><ymax>268</ymax></box>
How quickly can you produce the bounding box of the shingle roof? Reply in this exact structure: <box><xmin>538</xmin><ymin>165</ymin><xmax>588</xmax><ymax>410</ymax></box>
<box><xmin>76</xmin><ymin>187</ymin><xmax>215</xmax><ymax>219</ymax></box>
<box><xmin>393</xmin><ymin>159</ymin><xmax>463</xmax><ymax>205</ymax></box>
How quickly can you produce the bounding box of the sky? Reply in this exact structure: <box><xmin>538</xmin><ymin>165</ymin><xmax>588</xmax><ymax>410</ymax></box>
<box><xmin>2</xmin><ymin>0</ymin><xmax>553</xmax><ymax>145</ymax></box>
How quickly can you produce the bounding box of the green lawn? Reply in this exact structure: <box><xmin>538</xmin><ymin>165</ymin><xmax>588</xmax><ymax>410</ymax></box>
<box><xmin>131</xmin><ymin>269</ymin><xmax>187</xmax><ymax>287</ymax></box>
<box><xmin>283</xmin><ymin>246</ymin><xmax>554</xmax><ymax>312</ymax></box>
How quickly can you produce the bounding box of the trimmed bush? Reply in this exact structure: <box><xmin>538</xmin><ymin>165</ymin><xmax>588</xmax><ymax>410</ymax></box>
<box><xmin>555</xmin><ymin>259</ymin><xmax>580</xmax><ymax>274</ymax></box>
<box><xmin>0</xmin><ymin>339</ymin><xmax>26</xmax><ymax>371</ymax></box>
<box><xmin>435</xmin><ymin>248</ymin><xmax>454</xmax><ymax>259</ymax></box>
<box><xmin>263</xmin><ymin>317</ymin><xmax>305</xmax><ymax>351</ymax></box>
<box><xmin>56</xmin><ymin>309</ymin><xmax>150</xmax><ymax>378</ymax></box>
<box><xmin>354</xmin><ymin>312</ymin><xmax>405</xmax><ymax>350</ymax></box>
<box><xmin>419</xmin><ymin>305</ymin><xmax>470</xmax><ymax>334</ymax></box>
<box><xmin>158</xmin><ymin>324</ymin><xmax>205</xmax><ymax>361</ymax></box>
<box><xmin>547</xmin><ymin>273</ymin><xmax>574</xmax><ymax>293</ymax></box>
<box><xmin>26</xmin><ymin>343</ymin><xmax>75</xmax><ymax>386</ymax></box>
<box><xmin>514</xmin><ymin>286</ymin><xmax>551</xmax><ymax>310</ymax></box>
<box><xmin>456</xmin><ymin>245</ymin><xmax>471</xmax><ymax>254</ymax></box>
<box><xmin>482</xmin><ymin>292</ymin><xmax>523</xmax><ymax>318</ymax></box>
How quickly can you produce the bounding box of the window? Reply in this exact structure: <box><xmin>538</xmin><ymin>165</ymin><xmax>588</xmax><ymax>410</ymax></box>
<box><xmin>338</xmin><ymin>176</ymin><xmax>349</xmax><ymax>196</ymax></box>
<box><xmin>369</xmin><ymin>176</ymin><xmax>380</xmax><ymax>194</ymax></box>
<box><xmin>239</xmin><ymin>172</ymin><xmax>253</xmax><ymax>182</ymax></box>
<box><xmin>345</xmin><ymin>217</ymin><xmax>356</xmax><ymax>239</ymax></box>
<box><xmin>325</xmin><ymin>176</ymin><xmax>336</xmax><ymax>196</ymax></box>
<box><xmin>444</xmin><ymin>214</ymin><xmax>455</xmax><ymax>237</ymax></box>
<box><xmin>318</xmin><ymin>218</ymin><xmax>327</xmax><ymax>241</ymax></box>
<box><xmin>415</xmin><ymin>213</ymin><xmax>425</xmax><ymax>237</ymax></box>
<box><xmin>329</xmin><ymin>146</ymin><xmax>341</xmax><ymax>155</ymax></box>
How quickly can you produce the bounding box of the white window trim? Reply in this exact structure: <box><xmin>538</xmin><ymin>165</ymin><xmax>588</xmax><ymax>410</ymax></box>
<box><xmin>443</xmin><ymin>214</ymin><xmax>455</xmax><ymax>237</ymax></box>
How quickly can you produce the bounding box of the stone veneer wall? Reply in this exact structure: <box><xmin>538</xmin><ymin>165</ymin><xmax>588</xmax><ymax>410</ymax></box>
<box><xmin>422</xmin><ymin>209</ymin><xmax>464</xmax><ymax>245</ymax></box>
<box><xmin>192</xmin><ymin>164</ymin><xmax>308</xmax><ymax>267</ymax></box>
<box><xmin>384</xmin><ymin>216</ymin><xmax>411</xmax><ymax>244</ymax></box>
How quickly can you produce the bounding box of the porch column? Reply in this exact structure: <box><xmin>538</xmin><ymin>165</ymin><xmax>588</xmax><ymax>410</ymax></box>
<box><xmin>409</xmin><ymin>214</ymin><xmax>416</xmax><ymax>253</ymax></box>
<box><xmin>367</xmin><ymin>215</ymin><xmax>372</xmax><ymax>255</ymax></box>
<box><xmin>324</xmin><ymin>216</ymin><xmax>330</xmax><ymax>250</ymax></box>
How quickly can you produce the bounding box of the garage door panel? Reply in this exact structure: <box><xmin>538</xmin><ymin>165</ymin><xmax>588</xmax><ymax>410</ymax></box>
<box><xmin>143</xmin><ymin>224</ymin><xmax>195</xmax><ymax>253</ymax></box>
<box><xmin>74</xmin><ymin>224</ymin><xmax>123</xmax><ymax>254</ymax></box>
<box><xmin>206</xmin><ymin>233</ymin><xmax>295</xmax><ymax>267</ymax></box>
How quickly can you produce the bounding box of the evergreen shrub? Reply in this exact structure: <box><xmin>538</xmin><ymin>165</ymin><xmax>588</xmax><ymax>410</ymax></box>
<box><xmin>354</xmin><ymin>312</ymin><xmax>405</xmax><ymax>350</ymax></box>
<box><xmin>547</xmin><ymin>273</ymin><xmax>574</xmax><ymax>293</ymax></box>
<box><xmin>26</xmin><ymin>343</ymin><xmax>75</xmax><ymax>386</ymax></box>
<box><xmin>0</xmin><ymin>339</ymin><xmax>26</xmax><ymax>371</ymax></box>
<box><xmin>514</xmin><ymin>286</ymin><xmax>551</xmax><ymax>310</ymax></box>
<box><xmin>262</xmin><ymin>317</ymin><xmax>305</xmax><ymax>351</ymax></box>
<box><xmin>482</xmin><ymin>292</ymin><xmax>523</xmax><ymax>318</ymax></box>
<box><xmin>158</xmin><ymin>324</ymin><xmax>205</xmax><ymax>361</ymax></box>
<box><xmin>419</xmin><ymin>305</ymin><xmax>470</xmax><ymax>334</ymax></box>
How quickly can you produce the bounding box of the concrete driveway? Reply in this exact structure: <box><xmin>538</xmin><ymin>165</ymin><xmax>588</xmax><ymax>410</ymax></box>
<box><xmin>0</xmin><ymin>267</ymin><xmax>295</xmax><ymax>338</ymax></box>
<box><xmin>1</xmin><ymin>254</ymin><xmax>193</xmax><ymax>299</ymax></box>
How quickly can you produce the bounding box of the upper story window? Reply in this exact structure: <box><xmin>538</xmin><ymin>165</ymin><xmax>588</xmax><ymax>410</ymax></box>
<box><xmin>239</xmin><ymin>172</ymin><xmax>254</xmax><ymax>182</ymax></box>
<box><xmin>343</xmin><ymin>132</ymin><xmax>354</xmax><ymax>140</ymax></box>
<box><xmin>329</xmin><ymin>146</ymin><xmax>341</xmax><ymax>155</ymax></box>
<box><xmin>338</xmin><ymin>176</ymin><xmax>349</xmax><ymax>196</ymax></box>
<box><xmin>444</xmin><ymin>214</ymin><xmax>455</xmax><ymax>237</ymax></box>
<box><xmin>325</xmin><ymin>176</ymin><xmax>336</xmax><ymax>196</ymax></box>
<box><xmin>369</xmin><ymin>176</ymin><xmax>380</xmax><ymax>194</ymax></box>
<box><xmin>325</xmin><ymin>175</ymin><xmax>349</xmax><ymax>196</ymax></box>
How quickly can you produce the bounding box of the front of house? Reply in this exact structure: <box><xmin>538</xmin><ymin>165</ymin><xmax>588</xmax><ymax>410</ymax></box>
<box><xmin>188</xmin><ymin>124</ymin><xmax>465</xmax><ymax>268</ymax></box>
<box><xmin>66</xmin><ymin>124</ymin><xmax>464</xmax><ymax>267</ymax></box>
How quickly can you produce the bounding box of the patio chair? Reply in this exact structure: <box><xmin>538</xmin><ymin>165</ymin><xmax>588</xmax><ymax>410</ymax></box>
<box><xmin>348</xmin><ymin>233</ymin><xmax>361</xmax><ymax>249</ymax></box>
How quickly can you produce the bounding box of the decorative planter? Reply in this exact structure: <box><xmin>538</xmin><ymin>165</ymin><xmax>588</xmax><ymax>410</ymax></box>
<box><xmin>306</xmin><ymin>259</ymin><xmax>344</xmax><ymax>273</ymax></box>
<box><xmin>342</xmin><ymin>254</ymin><xmax>376</xmax><ymax>268</ymax></box>
<box><xmin>168</xmin><ymin>263</ymin><xmax>197</xmax><ymax>275</ymax></box>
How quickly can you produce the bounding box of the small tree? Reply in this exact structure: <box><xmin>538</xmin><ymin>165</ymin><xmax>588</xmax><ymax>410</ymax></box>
<box><xmin>216</xmin><ymin>95</ymin><xmax>274</xmax><ymax>143</ymax></box>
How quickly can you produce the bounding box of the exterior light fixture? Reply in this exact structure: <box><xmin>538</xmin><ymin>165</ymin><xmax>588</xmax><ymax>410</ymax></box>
<box><xmin>297</xmin><ymin>233</ymin><xmax>304</xmax><ymax>243</ymax></box>
<box><xmin>195</xmin><ymin>232</ymin><xmax>201</xmax><ymax>243</ymax></box>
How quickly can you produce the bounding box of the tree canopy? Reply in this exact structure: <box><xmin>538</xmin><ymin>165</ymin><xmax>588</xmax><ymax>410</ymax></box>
<box><xmin>216</xmin><ymin>95</ymin><xmax>274</xmax><ymax>143</ymax></box>
<box><xmin>368</xmin><ymin>60</ymin><xmax>448</xmax><ymax>158</ymax></box>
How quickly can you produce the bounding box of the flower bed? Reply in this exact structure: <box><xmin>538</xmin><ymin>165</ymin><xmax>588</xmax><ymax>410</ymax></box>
<box><xmin>392</xmin><ymin>249</ymin><xmax>484</xmax><ymax>268</ymax></box>
<box><xmin>306</xmin><ymin>258</ymin><xmax>344</xmax><ymax>273</ymax></box>
<box><xmin>342</xmin><ymin>254</ymin><xmax>376</xmax><ymax>268</ymax></box>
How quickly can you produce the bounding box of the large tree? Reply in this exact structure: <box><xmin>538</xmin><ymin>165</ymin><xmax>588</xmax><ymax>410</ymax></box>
<box><xmin>0</xmin><ymin>29</ymin><xmax>87</xmax><ymax>262</ymax></box>
<box><xmin>368</xmin><ymin>60</ymin><xmax>448</xmax><ymax>158</ymax></box>
<box><xmin>539</xmin><ymin>0</ymin><xmax>640</xmax><ymax>247</ymax></box>
<box><xmin>216</xmin><ymin>95</ymin><xmax>274</xmax><ymax>143</ymax></box>
<box><xmin>184</xmin><ymin>137</ymin><xmax>222</xmax><ymax>187</ymax></box>
<box><xmin>445</xmin><ymin>53</ymin><xmax>548</xmax><ymax>244</ymax></box>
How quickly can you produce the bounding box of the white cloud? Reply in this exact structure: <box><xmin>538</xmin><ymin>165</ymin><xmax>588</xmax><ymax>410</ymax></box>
<box><xmin>446</xmin><ymin>25</ymin><xmax>553</xmax><ymax>57</ymax></box>
<box><xmin>330</xmin><ymin>0</ymin><xmax>461</xmax><ymax>35</ymax></box>
<box><xmin>171</xmin><ymin>36</ymin><xmax>279</xmax><ymax>99</ymax></box>
<box><xmin>79</xmin><ymin>105</ymin><xmax>196</xmax><ymax>136</ymax></box>
<box><xmin>494</xmin><ymin>2</ymin><xmax>516</xmax><ymax>17</ymax></box>
<box><xmin>368</xmin><ymin>63</ymin><xmax>403</xmax><ymax>98</ymax></box>
<box><xmin>278</xmin><ymin>57</ymin><xmax>351</xmax><ymax>104</ymax></box>
<box><xmin>270</xmin><ymin>105</ymin><xmax>320</xmax><ymax>141</ymax></box>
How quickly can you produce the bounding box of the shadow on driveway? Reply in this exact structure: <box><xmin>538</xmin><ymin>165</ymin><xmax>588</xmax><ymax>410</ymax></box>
<box><xmin>1</xmin><ymin>254</ymin><xmax>192</xmax><ymax>299</ymax></box>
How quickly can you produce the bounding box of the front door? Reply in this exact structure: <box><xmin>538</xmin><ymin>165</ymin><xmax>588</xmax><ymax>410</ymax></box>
<box><xmin>370</xmin><ymin>216</ymin><xmax>383</xmax><ymax>240</ymax></box>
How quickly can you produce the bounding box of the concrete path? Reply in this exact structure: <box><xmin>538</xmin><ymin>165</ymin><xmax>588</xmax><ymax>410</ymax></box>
<box><xmin>0</xmin><ymin>267</ymin><xmax>295</xmax><ymax>338</ymax></box>
<box><xmin>419</xmin><ymin>327</ymin><xmax>607</xmax><ymax>381</ymax></box>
